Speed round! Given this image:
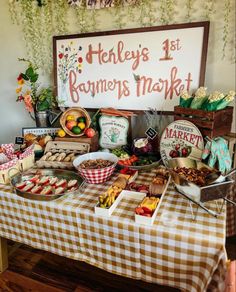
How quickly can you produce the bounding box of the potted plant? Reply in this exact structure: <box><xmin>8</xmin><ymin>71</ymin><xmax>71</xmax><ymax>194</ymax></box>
<box><xmin>16</xmin><ymin>58</ymin><xmax>59</xmax><ymax>127</ymax></box>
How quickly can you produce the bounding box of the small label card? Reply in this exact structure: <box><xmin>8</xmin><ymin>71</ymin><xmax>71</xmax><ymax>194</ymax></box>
<box><xmin>145</xmin><ymin>127</ymin><xmax>157</xmax><ymax>140</ymax></box>
<box><xmin>15</xmin><ymin>136</ymin><xmax>24</xmax><ymax>145</ymax></box>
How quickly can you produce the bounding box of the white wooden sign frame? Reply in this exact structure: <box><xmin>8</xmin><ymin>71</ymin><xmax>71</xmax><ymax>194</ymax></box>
<box><xmin>53</xmin><ymin>21</ymin><xmax>209</xmax><ymax>111</ymax></box>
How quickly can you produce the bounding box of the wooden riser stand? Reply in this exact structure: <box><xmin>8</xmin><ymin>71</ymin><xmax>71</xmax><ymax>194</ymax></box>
<box><xmin>174</xmin><ymin>106</ymin><xmax>233</xmax><ymax>138</ymax></box>
<box><xmin>55</xmin><ymin>131</ymin><xmax>99</xmax><ymax>152</ymax></box>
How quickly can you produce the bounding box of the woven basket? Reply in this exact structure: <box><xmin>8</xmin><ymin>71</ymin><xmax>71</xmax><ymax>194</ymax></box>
<box><xmin>60</xmin><ymin>107</ymin><xmax>91</xmax><ymax>137</ymax></box>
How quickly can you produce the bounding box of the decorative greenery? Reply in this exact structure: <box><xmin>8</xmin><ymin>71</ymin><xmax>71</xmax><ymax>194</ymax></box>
<box><xmin>16</xmin><ymin>58</ymin><xmax>57</xmax><ymax>114</ymax></box>
<box><xmin>204</xmin><ymin>0</ymin><xmax>215</xmax><ymax>20</ymax></box>
<box><xmin>8</xmin><ymin>0</ymin><xmax>235</xmax><ymax>71</ymax></box>
<box><xmin>222</xmin><ymin>0</ymin><xmax>231</xmax><ymax>59</ymax></box>
<box><xmin>185</xmin><ymin>0</ymin><xmax>194</xmax><ymax>22</ymax></box>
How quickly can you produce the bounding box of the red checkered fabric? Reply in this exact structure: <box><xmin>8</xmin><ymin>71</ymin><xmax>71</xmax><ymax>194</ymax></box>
<box><xmin>78</xmin><ymin>165</ymin><xmax>116</xmax><ymax>184</ymax></box>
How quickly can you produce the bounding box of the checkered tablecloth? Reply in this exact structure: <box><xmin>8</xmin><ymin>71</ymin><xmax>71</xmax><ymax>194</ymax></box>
<box><xmin>0</xmin><ymin>170</ymin><xmax>228</xmax><ymax>292</ymax></box>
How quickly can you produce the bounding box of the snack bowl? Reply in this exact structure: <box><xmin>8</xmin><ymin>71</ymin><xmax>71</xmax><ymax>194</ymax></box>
<box><xmin>73</xmin><ymin>152</ymin><xmax>118</xmax><ymax>184</ymax></box>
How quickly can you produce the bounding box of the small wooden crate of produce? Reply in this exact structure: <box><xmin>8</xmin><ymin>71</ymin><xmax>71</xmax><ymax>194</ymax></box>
<box><xmin>174</xmin><ymin>106</ymin><xmax>234</xmax><ymax>138</ymax></box>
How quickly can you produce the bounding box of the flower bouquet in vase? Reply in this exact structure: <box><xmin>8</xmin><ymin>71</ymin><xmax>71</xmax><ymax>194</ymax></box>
<box><xmin>16</xmin><ymin>58</ymin><xmax>59</xmax><ymax>127</ymax></box>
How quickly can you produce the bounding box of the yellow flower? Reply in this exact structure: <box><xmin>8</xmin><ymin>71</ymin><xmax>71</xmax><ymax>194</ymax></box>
<box><xmin>17</xmin><ymin>79</ymin><xmax>24</xmax><ymax>85</ymax></box>
<box><xmin>16</xmin><ymin>87</ymin><xmax>22</xmax><ymax>94</ymax></box>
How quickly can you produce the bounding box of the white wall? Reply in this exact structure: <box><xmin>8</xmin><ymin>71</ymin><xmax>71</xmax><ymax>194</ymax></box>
<box><xmin>0</xmin><ymin>1</ymin><xmax>235</xmax><ymax>143</ymax></box>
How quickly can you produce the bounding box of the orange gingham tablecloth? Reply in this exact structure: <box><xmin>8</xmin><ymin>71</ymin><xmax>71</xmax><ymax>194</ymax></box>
<box><xmin>0</xmin><ymin>170</ymin><xmax>227</xmax><ymax>292</ymax></box>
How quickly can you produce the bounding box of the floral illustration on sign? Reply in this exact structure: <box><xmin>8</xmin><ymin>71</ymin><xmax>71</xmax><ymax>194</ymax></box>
<box><xmin>106</xmin><ymin>127</ymin><xmax>120</xmax><ymax>143</ymax></box>
<box><xmin>57</xmin><ymin>42</ymin><xmax>83</xmax><ymax>105</ymax></box>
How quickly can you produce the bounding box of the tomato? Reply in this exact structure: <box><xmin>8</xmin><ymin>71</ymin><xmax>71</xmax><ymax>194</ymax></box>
<box><xmin>84</xmin><ymin>128</ymin><xmax>96</xmax><ymax>138</ymax></box>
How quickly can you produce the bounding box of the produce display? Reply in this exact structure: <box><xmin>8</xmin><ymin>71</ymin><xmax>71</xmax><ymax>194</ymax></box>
<box><xmin>79</xmin><ymin>159</ymin><xmax>114</xmax><ymax>169</ymax></box>
<box><xmin>111</xmin><ymin>142</ymin><xmax>160</xmax><ymax>168</ymax></box>
<box><xmin>65</xmin><ymin>114</ymin><xmax>87</xmax><ymax>135</ymax></box>
<box><xmin>15</xmin><ymin>174</ymin><xmax>79</xmax><ymax>195</ymax></box>
<box><xmin>98</xmin><ymin>176</ymin><xmax>127</xmax><ymax>208</ymax></box>
<box><xmin>172</xmin><ymin>166</ymin><xmax>213</xmax><ymax>186</ymax></box>
<box><xmin>111</xmin><ymin>147</ymin><xmax>130</xmax><ymax>159</ymax></box>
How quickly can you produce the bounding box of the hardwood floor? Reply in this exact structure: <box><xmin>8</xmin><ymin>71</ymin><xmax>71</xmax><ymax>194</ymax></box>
<box><xmin>0</xmin><ymin>236</ymin><xmax>235</xmax><ymax>292</ymax></box>
<box><xmin>0</xmin><ymin>243</ymin><xmax>179</xmax><ymax>292</ymax></box>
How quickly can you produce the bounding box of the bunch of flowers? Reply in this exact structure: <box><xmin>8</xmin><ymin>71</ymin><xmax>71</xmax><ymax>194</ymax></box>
<box><xmin>16</xmin><ymin>58</ymin><xmax>56</xmax><ymax>114</ymax></box>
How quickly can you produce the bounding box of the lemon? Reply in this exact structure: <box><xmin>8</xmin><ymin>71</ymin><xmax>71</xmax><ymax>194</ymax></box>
<box><xmin>57</xmin><ymin>129</ymin><xmax>66</xmax><ymax>137</ymax></box>
<box><xmin>78</xmin><ymin>122</ymin><xmax>86</xmax><ymax>130</ymax></box>
<box><xmin>66</xmin><ymin>115</ymin><xmax>75</xmax><ymax>122</ymax></box>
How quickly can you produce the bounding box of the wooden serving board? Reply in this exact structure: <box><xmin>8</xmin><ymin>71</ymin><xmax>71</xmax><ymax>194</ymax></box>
<box><xmin>55</xmin><ymin>132</ymin><xmax>99</xmax><ymax>152</ymax></box>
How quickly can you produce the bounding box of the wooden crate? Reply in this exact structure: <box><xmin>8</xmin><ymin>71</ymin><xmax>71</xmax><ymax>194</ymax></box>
<box><xmin>55</xmin><ymin>132</ymin><xmax>99</xmax><ymax>152</ymax></box>
<box><xmin>223</xmin><ymin>133</ymin><xmax>236</xmax><ymax>168</ymax></box>
<box><xmin>174</xmin><ymin>106</ymin><xmax>234</xmax><ymax>138</ymax></box>
<box><xmin>36</xmin><ymin>141</ymin><xmax>90</xmax><ymax>169</ymax></box>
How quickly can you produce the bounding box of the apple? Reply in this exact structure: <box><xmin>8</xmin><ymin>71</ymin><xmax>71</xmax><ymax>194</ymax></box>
<box><xmin>84</xmin><ymin>128</ymin><xmax>95</xmax><ymax>138</ymax></box>
<box><xmin>66</xmin><ymin>120</ymin><xmax>77</xmax><ymax>131</ymax></box>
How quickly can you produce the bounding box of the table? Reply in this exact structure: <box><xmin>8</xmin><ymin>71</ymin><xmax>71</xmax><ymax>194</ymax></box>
<box><xmin>0</xmin><ymin>170</ymin><xmax>228</xmax><ymax>292</ymax></box>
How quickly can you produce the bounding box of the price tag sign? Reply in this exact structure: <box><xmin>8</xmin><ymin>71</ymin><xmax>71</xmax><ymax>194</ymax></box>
<box><xmin>145</xmin><ymin>127</ymin><xmax>157</xmax><ymax>140</ymax></box>
<box><xmin>15</xmin><ymin>136</ymin><xmax>24</xmax><ymax>145</ymax></box>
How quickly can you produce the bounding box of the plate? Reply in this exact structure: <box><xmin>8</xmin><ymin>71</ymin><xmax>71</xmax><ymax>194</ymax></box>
<box><xmin>117</xmin><ymin>158</ymin><xmax>162</xmax><ymax>171</ymax></box>
<box><xmin>10</xmin><ymin>168</ymin><xmax>84</xmax><ymax>201</ymax></box>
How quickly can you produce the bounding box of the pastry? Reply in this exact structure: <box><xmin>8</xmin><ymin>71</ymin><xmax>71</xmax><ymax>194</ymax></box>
<box><xmin>112</xmin><ymin>176</ymin><xmax>127</xmax><ymax>189</ymax></box>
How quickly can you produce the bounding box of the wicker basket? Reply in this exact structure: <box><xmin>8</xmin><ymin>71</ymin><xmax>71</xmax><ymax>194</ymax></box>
<box><xmin>60</xmin><ymin>107</ymin><xmax>91</xmax><ymax>137</ymax></box>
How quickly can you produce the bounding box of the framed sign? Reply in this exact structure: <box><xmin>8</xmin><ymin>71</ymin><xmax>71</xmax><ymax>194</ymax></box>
<box><xmin>53</xmin><ymin>21</ymin><xmax>209</xmax><ymax>111</ymax></box>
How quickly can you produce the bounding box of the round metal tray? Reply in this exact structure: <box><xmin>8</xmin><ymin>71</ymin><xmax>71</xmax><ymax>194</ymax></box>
<box><xmin>10</xmin><ymin>168</ymin><xmax>84</xmax><ymax>201</ymax></box>
<box><xmin>117</xmin><ymin>159</ymin><xmax>162</xmax><ymax>171</ymax></box>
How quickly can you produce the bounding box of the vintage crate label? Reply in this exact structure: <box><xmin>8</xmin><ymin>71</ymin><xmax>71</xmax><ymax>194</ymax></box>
<box><xmin>160</xmin><ymin>120</ymin><xmax>204</xmax><ymax>166</ymax></box>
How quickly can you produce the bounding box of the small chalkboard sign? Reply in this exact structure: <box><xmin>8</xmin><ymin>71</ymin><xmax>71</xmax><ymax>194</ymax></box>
<box><xmin>15</xmin><ymin>136</ymin><xmax>24</xmax><ymax>145</ymax></box>
<box><xmin>145</xmin><ymin>127</ymin><xmax>157</xmax><ymax>140</ymax></box>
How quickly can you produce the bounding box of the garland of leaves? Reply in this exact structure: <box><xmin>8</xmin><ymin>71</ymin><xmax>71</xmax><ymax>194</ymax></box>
<box><xmin>8</xmin><ymin>0</ymin><xmax>235</xmax><ymax>72</ymax></box>
<box><xmin>204</xmin><ymin>0</ymin><xmax>215</xmax><ymax>20</ymax></box>
<box><xmin>185</xmin><ymin>0</ymin><xmax>195</xmax><ymax>22</ymax></box>
<box><xmin>222</xmin><ymin>0</ymin><xmax>231</xmax><ymax>59</ymax></box>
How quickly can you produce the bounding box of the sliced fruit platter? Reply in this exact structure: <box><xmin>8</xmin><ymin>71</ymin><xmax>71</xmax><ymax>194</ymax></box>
<box><xmin>10</xmin><ymin>168</ymin><xmax>83</xmax><ymax>201</ymax></box>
